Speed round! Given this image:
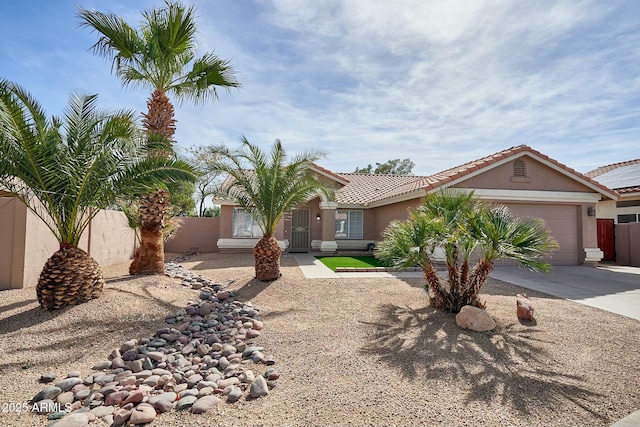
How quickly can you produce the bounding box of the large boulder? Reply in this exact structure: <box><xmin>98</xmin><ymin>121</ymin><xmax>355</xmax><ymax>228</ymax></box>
<box><xmin>455</xmin><ymin>305</ymin><xmax>496</xmax><ymax>332</ymax></box>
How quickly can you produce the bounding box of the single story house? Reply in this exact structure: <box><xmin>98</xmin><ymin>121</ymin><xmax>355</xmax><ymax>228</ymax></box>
<box><xmin>214</xmin><ymin>145</ymin><xmax>618</xmax><ymax>265</ymax></box>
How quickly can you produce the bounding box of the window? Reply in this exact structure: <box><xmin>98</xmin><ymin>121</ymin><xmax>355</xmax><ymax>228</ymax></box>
<box><xmin>335</xmin><ymin>210</ymin><xmax>363</xmax><ymax>239</ymax></box>
<box><xmin>618</xmin><ymin>214</ymin><xmax>637</xmax><ymax>224</ymax></box>
<box><xmin>617</xmin><ymin>200</ymin><xmax>640</xmax><ymax>208</ymax></box>
<box><xmin>233</xmin><ymin>208</ymin><xmax>263</xmax><ymax>238</ymax></box>
<box><xmin>513</xmin><ymin>159</ymin><xmax>526</xmax><ymax>177</ymax></box>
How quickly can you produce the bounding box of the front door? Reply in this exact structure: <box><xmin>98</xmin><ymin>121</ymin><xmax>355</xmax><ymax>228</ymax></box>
<box><xmin>289</xmin><ymin>209</ymin><xmax>310</xmax><ymax>252</ymax></box>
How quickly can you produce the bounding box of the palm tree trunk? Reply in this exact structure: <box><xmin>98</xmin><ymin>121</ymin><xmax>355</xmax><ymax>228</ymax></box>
<box><xmin>130</xmin><ymin>88</ymin><xmax>176</xmax><ymax>275</ymax></box>
<box><xmin>36</xmin><ymin>244</ymin><xmax>104</xmax><ymax>310</ymax></box>
<box><xmin>129</xmin><ymin>227</ymin><xmax>165</xmax><ymax>275</ymax></box>
<box><xmin>129</xmin><ymin>191</ymin><xmax>168</xmax><ymax>275</ymax></box>
<box><xmin>253</xmin><ymin>236</ymin><xmax>281</xmax><ymax>281</ymax></box>
<box><xmin>459</xmin><ymin>259</ymin><xmax>493</xmax><ymax>310</ymax></box>
<box><xmin>422</xmin><ymin>263</ymin><xmax>450</xmax><ymax>310</ymax></box>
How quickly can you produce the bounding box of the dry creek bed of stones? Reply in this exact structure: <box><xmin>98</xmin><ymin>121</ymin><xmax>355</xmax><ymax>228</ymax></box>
<box><xmin>29</xmin><ymin>256</ymin><xmax>279</xmax><ymax>427</ymax></box>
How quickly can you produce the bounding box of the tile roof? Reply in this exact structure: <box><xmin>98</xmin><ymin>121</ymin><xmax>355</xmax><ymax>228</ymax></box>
<box><xmin>213</xmin><ymin>145</ymin><xmax>619</xmax><ymax>206</ymax></box>
<box><xmin>334</xmin><ymin>173</ymin><xmax>422</xmax><ymax>205</ymax></box>
<box><xmin>332</xmin><ymin>145</ymin><xmax>618</xmax><ymax>206</ymax></box>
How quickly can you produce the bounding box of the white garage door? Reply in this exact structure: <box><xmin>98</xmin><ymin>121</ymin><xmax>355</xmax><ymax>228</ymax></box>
<box><xmin>504</xmin><ymin>204</ymin><xmax>579</xmax><ymax>265</ymax></box>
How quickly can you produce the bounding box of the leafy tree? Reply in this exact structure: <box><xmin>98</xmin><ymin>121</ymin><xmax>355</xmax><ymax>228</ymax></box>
<box><xmin>0</xmin><ymin>80</ymin><xmax>196</xmax><ymax>310</ymax></box>
<box><xmin>376</xmin><ymin>190</ymin><xmax>558</xmax><ymax>312</ymax></box>
<box><xmin>189</xmin><ymin>145</ymin><xmax>224</xmax><ymax>217</ymax></box>
<box><xmin>354</xmin><ymin>158</ymin><xmax>415</xmax><ymax>175</ymax></box>
<box><xmin>210</xmin><ymin>138</ymin><xmax>333</xmax><ymax>280</ymax></box>
<box><xmin>167</xmin><ymin>179</ymin><xmax>196</xmax><ymax>216</ymax></box>
<box><xmin>203</xmin><ymin>206</ymin><xmax>221</xmax><ymax>217</ymax></box>
<box><xmin>78</xmin><ymin>1</ymin><xmax>239</xmax><ymax>274</ymax></box>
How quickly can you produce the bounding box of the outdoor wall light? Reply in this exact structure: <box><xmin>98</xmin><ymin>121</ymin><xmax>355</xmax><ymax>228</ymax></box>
<box><xmin>587</xmin><ymin>206</ymin><xmax>596</xmax><ymax>216</ymax></box>
<box><xmin>316</xmin><ymin>213</ymin><xmax>321</xmax><ymax>221</ymax></box>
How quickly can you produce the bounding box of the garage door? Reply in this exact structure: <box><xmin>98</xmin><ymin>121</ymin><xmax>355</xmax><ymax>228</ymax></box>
<box><xmin>504</xmin><ymin>204</ymin><xmax>579</xmax><ymax>265</ymax></box>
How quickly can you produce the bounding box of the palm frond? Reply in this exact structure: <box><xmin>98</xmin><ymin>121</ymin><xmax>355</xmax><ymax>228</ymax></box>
<box><xmin>0</xmin><ymin>80</ymin><xmax>197</xmax><ymax>246</ymax></box>
<box><xmin>208</xmin><ymin>138</ymin><xmax>332</xmax><ymax>237</ymax></box>
<box><xmin>79</xmin><ymin>1</ymin><xmax>239</xmax><ymax>99</ymax></box>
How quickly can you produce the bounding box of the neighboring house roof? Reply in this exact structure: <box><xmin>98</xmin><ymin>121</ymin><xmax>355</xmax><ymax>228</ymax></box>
<box><xmin>334</xmin><ymin>145</ymin><xmax>618</xmax><ymax>207</ymax></box>
<box><xmin>585</xmin><ymin>159</ymin><xmax>640</xmax><ymax>194</ymax></box>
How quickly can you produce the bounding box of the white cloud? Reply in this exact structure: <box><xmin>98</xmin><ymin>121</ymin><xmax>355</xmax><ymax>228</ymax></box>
<box><xmin>4</xmin><ymin>0</ymin><xmax>638</xmax><ymax>177</ymax></box>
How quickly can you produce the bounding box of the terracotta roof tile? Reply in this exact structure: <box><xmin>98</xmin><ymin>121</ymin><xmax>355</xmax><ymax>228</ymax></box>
<box><xmin>617</xmin><ymin>186</ymin><xmax>640</xmax><ymax>194</ymax></box>
<box><xmin>334</xmin><ymin>173</ymin><xmax>423</xmax><ymax>205</ymax></box>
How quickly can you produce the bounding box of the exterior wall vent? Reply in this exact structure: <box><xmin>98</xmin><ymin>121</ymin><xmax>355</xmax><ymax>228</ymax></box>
<box><xmin>513</xmin><ymin>159</ymin><xmax>526</xmax><ymax>177</ymax></box>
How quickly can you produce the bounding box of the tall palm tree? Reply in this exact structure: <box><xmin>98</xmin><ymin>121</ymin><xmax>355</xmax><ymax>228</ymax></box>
<box><xmin>0</xmin><ymin>80</ymin><xmax>196</xmax><ymax>310</ymax></box>
<box><xmin>211</xmin><ymin>138</ymin><xmax>333</xmax><ymax>280</ymax></box>
<box><xmin>78</xmin><ymin>1</ymin><xmax>239</xmax><ymax>274</ymax></box>
<box><xmin>376</xmin><ymin>190</ymin><xmax>558</xmax><ymax>312</ymax></box>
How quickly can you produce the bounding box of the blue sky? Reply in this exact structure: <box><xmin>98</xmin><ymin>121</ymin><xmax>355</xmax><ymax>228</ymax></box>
<box><xmin>1</xmin><ymin>0</ymin><xmax>639</xmax><ymax>176</ymax></box>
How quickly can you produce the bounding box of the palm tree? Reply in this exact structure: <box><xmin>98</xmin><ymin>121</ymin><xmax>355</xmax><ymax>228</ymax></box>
<box><xmin>78</xmin><ymin>1</ymin><xmax>239</xmax><ymax>274</ymax></box>
<box><xmin>376</xmin><ymin>190</ymin><xmax>558</xmax><ymax>312</ymax></box>
<box><xmin>0</xmin><ymin>80</ymin><xmax>196</xmax><ymax>310</ymax></box>
<box><xmin>211</xmin><ymin>138</ymin><xmax>333</xmax><ymax>280</ymax></box>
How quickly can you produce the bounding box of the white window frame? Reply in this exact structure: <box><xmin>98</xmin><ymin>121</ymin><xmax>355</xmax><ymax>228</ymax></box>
<box><xmin>335</xmin><ymin>210</ymin><xmax>363</xmax><ymax>239</ymax></box>
<box><xmin>232</xmin><ymin>208</ymin><xmax>263</xmax><ymax>238</ymax></box>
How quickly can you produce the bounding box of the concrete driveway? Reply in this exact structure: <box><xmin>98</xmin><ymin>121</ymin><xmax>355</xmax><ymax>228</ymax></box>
<box><xmin>490</xmin><ymin>265</ymin><xmax>640</xmax><ymax>321</ymax></box>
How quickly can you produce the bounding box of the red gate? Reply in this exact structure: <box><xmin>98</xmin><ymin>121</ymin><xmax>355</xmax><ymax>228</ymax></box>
<box><xmin>597</xmin><ymin>219</ymin><xmax>615</xmax><ymax>261</ymax></box>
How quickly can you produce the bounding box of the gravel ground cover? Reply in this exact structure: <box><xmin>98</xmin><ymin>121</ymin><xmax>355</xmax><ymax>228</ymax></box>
<box><xmin>0</xmin><ymin>252</ymin><xmax>638</xmax><ymax>427</ymax></box>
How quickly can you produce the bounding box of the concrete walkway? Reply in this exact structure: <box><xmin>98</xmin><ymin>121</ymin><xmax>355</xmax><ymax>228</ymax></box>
<box><xmin>490</xmin><ymin>265</ymin><xmax>640</xmax><ymax>321</ymax></box>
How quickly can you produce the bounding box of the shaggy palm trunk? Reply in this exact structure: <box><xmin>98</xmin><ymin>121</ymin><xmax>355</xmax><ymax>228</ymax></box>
<box><xmin>131</xmin><ymin>89</ymin><xmax>176</xmax><ymax>275</ymax></box>
<box><xmin>423</xmin><ymin>264</ymin><xmax>449</xmax><ymax>310</ymax></box>
<box><xmin>253</xmin><ymin>235</ymin><xmax>281</xmax><ymax>281</ymax></box>
<box><xmin>129</xmin><ymin>191</ymin><xmax>169</xmax><ymax>275</ymax></box>
<box><xmin>36</xmin><ymin>244</ymin><xmax>104</xmax><ymax>310</ymax></box>
<box><xmin>142</xmin><ymin>89</ymin><xmax>176</xmax><ymax>143</ymax></box>
<box><xmin>458</xmin><ymin>259</ymin><xmax>493</xmax><ymax>311</ymax></box>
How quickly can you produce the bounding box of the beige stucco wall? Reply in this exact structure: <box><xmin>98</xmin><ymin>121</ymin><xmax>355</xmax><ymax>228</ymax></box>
<box><xmin>22</xmin><ymin>208</ymin><xmax>61</xmax><ymax>290</ymax></box>
<box><xmin>0</xmin><ymin>199</ymin><xmax>135</xmax><ymax>290</ymax></box>
<box><xmin>372</xmin><ymin>199</ymin><xmax>420</xmax><ymax>237</ymax></box>
<box><xmin>0</xmin><ymin>198</ymin><xmax>26</xmax><ymax>289</ymax></box>
<box><xmin>87</xmin><ymin>210</ymin><xmax>137</xmax><ymax>266</ymax></box>
<box><xmin>597</xmin><ymin>200</ymin><xmax>617</xmax><ymax>220</ymax></box>
<box><xmin>165</xmin><ymin>217</ymin><xmax>220</xmax><ymax>253</ymax></box>
<box><xmin>219</xmin><ymin>205</ymin><xmax>234</xmax><ymax>239</ymax></box>
<box><xmin>458</xmin><ymin>156</ymin><xmax>591</xmax><ymax>192</ymax></box>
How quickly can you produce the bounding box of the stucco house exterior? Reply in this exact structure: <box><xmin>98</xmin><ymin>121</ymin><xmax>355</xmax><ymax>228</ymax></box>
<box><xmin>214</xmin><ymin>145</ymin><xmax>618</xmax><ymax>266</ymax></box>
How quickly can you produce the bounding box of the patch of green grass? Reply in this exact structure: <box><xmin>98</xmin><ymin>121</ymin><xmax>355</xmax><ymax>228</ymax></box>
<box><xmin>315</xmin><ymin>256</ymin><xmax>389</xmax><ymax>271</ymax></box>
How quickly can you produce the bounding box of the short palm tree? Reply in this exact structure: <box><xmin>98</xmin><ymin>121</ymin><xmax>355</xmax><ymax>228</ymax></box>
<box><xmin>376</xmin><ymin>190</ymin><xmax>558</xmax><ymax>312</ymax></box>
<box><xmin>0</xmin><ymin>80</ymin><xmax>196</xmax><ymax>310</ymax></box>
<box><xmin>78</xmin><ymin>1</ymin><xmax>239</xmax><ymax>274</ymax></box>
<box><xmin>211</xmin><ymin>138</ymin><xmax>333</xmax><ymax>280</ymax></box>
